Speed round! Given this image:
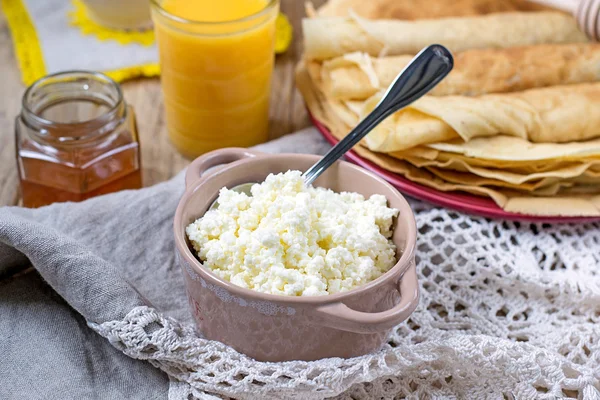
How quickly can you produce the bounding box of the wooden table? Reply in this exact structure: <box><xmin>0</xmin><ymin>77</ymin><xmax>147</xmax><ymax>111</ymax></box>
<box><xmin>0</xmin><ymin>0</ymin><xmax>325</xmax><ymax>207</ymax></box>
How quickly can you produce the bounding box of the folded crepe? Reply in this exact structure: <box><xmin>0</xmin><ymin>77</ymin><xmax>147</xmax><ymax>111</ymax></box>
<box><xmin>420</xmin><ymin>166</ymin><xmax>570</xmax><ymax>192</ymax></box>
<box><xmin>358</xmin><ymin>82</ymin><xmax>600</xmax><ymax>151</ymax></box>
<box><xmin>351</xmin><ymin>143</ymin><xmax>600</xmax><ymax>216</ymax></box>
<box><xmin>311</xmin><ymin>0</ymin><xmax>556</xmax><ymax>19</ymax></box>
<box><xmin>306</xmin><ymin>58</ymin><xmax>600</xmax><ymax>151</ymax></box>
<box><xmin>297</xmin><ymin>63</ymin><xmax>600</xmax><ymax>215</ymax></box>
<box><xmin>320</xmin><ymin>44</ymin><xmax>600</xmax><ymax>100</ymax></box>
<box><xmin>427</xmin><ymin>135</ymin><xmax>600</xmax><ymax>161</ymax></box>
<box><xmin>303</xmin><ymin>12</ymin><xmax>587</xmax><ymax>60</ymax></box>
<box><xmin>301</xmin><ymin>61</ymin><xmax>600</xmax><ymax>166</ymax></box>
<box><xmin>398</xmin><ymin>156</ymin><xmax>597</xmax><ymax>185</ymax></box>
<box><xmin>390</xmin><ymin>147</ymin><xmax>600</xmax><ymax>170</ymax></box>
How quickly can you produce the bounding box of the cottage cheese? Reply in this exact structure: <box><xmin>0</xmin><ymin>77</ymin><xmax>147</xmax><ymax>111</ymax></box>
<box><xmin>186</xmin><ymin>170</ymin><xmax>399</xmax><ymax>296</ymax></box>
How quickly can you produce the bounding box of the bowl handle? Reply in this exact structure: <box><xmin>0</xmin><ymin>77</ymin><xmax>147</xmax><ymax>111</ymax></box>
<box><xmin>313</xmin><ymin>265</ymin><xmax>419</xmax><ymax>334</ymax></box>
<box><xmin>185</xmin><ymin>148</ymin><xmax>261</xmax><ymax>189</ymax></box>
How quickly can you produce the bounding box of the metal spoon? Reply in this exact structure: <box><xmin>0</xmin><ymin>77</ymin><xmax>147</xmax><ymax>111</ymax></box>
<box><xmin>210</xmin><ymin>44</ymin><xmax>454</xmax><ymax>210</ymax></box>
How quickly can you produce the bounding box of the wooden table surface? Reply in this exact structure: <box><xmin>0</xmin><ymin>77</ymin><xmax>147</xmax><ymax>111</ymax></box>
<box><xmin>0</xmin><ymin>0</ymin><xmax>325</xmax><ymax>207</ymax></box>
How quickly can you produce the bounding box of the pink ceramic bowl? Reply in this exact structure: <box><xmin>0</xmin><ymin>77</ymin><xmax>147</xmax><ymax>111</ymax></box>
<box><xmin>174</xmin><ymin>148</ymin><xmax>419</xmax><ymax>362</ymax></box>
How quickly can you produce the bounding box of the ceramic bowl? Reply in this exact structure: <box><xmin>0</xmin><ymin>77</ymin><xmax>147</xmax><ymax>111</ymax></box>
<box><xmin>174</xmin><ymin>148</ymin><xmax>419</xmax><ymax>362</ymax></box>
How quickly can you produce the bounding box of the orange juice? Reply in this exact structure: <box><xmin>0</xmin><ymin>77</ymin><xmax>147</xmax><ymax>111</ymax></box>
<box><xmin>151</xmin><ymin>0</ymin><xmax>278</xmax><ymax>158</ymax></box>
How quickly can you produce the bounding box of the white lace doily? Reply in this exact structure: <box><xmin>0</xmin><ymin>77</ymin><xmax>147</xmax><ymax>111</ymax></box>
<box><xmin>90</xmin><ymin>201</ymin><xmax>600</xmax><ymax>399</ymax></box>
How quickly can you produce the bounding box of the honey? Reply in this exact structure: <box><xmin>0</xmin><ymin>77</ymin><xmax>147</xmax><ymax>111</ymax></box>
<box><xmin>15</xmin><ymin>71</ymin><xmax>142</xmax><ymax>208</ymax></box>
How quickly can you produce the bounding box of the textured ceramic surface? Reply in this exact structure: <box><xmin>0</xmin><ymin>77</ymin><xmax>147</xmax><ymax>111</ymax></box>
<box><xmin>174</xmin><ymin>148</ymin><xmax>419</xmax><ymax>362</ymax></box>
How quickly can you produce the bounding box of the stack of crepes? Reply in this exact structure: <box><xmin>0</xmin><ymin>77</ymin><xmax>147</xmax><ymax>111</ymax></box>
<box><xmin>297</xmin><ymin>0</ymin><xmax>600</xmax><ymax>216</ymax></box>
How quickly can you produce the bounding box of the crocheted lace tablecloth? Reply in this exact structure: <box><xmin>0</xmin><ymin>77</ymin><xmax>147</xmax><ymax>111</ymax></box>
<box><xmin>91</xmin><ymin>199</ymin><xmax>600</xmax><ymax>399</ymax></box>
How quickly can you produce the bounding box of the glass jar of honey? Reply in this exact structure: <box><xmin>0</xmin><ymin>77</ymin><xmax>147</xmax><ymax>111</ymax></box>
<box><xmin>15</xmin><ymin>71</ymin><xmax>142</xmax><ymax>208</ymax></box>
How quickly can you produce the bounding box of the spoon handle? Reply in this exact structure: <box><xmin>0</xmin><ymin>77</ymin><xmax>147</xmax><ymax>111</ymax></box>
<box><xmin>302</xmin><ymin>44</ymin><xmax>454</xmax><ymax>186</ymax></box>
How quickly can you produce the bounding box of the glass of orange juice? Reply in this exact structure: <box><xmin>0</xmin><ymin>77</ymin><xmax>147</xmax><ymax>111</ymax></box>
<box><xmin>151</xmin><ymin>0</ymin><xmax>279</xmax><ymax>158</ymax></box>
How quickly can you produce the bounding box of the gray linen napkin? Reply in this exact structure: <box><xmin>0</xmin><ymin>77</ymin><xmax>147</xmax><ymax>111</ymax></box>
<box><xmin>0</xmin><ymin>128</ymin><xmax>331</xmax><ymax>400</ymax></box>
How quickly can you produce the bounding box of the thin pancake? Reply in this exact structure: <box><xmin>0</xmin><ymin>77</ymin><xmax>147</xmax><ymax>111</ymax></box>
<box><xmin>313</xmin><ymin>0</ymin><xmax>556</xmax><ymax>19</ymax></box>
<box><xmin>320</xmin><ymin>44</ymin><xmax>600</xmax><ymax>100</ymax></box>
<box><xmin>361</xmin><ymin>82</ymin><xmax>600</xmax><ymax>151</ymax></box>
<box><xmin>303</xmin><ymin>12</ymin><xmax>587</xmax><ymax>60</ymax></box>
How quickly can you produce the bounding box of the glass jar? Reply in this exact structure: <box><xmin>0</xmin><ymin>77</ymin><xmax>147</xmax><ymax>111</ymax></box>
<box><xmin>15</xmin><ymin>71</ymin><xmax>142</xmax><ymax>208</ymax></box>
<box><xmin>81</xmin><ymin>0</ymin><xmax>153</xmax><ymax>30</ymax></box>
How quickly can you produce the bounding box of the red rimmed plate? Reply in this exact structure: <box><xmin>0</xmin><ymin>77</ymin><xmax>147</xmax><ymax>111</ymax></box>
<box><xmin>310</xmin><ymin>113</ymin><xmax>599</xmax><ymax>223</ymax></box>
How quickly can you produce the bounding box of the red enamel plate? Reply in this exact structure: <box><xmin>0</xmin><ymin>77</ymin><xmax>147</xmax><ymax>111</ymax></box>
<box><xmin>310</xmin><ymin>113</ymin><xmax>599</xmax><ymax>223</ymax></box>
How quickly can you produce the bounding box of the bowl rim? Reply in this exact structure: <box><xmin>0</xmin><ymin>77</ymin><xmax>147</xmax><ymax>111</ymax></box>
<box><xmin>174</xmin><ymin>152</ymin><xmax>417</xmax><ymax>305</ymax></box>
